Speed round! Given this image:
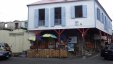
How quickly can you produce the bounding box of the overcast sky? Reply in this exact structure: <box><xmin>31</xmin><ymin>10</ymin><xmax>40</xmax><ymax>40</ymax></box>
<box><xmin>0</xmin><ymin>0</ymin><xmax>112</xmax><ymax>22</ymax></box>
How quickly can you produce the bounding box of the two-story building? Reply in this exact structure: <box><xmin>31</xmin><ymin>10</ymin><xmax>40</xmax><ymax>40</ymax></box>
<box><xmin>27</xmin><ymin>0</ymin><xmax>112</xmax><ymax>57</ymax></box>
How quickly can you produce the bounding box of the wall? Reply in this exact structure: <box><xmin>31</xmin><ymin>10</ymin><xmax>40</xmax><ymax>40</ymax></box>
<box><xmin>28</xmin><ymin>0</ymin><xmax>95</xmax><ymax>30</ymax></box>
<box><xmin>94</xmin><ymin>1</ymin><xmax>112</xmax><ymax>35</ymax></box>
<box><xmin>0</xmin><ymin>30</ymin><xmax>31</xmax><ymax>53</ymax></box>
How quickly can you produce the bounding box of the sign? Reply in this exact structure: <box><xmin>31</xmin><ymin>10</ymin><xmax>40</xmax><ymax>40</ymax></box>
<box><xmin>68</xmin><ymin>37</ymin><xmax>77</xmax><ymax>43</ymax></box>
<box><xmin>67</xmin><ymin>43</ymin><xmax>74</xmax><ymax>51</ymax></box>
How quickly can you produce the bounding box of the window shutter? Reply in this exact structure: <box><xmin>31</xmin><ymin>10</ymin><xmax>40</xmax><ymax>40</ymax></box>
<box><xmin>71</xmin><ymin>6</ymin><xmax>75</xmax><ymax>18</ymax></box>
<box><xmin>34</xmin><ymin>9</ymin><xmax>39</xmax><ymax>28</ymax></box>
<box><xmin>97</xmin><ymin>8</ymin><xmax>100</xmax><ymax>20</ymax></box>
<box><xmin>95</xmin><ymin>8</ymin><xmax>97</xmax><ymax>21</ymax></box>
<box><xmin>82</xmin><ymin>5</ymin><xmax>87</xmax><ymax>18</ymax></box>
<box><xmin>50</xmin><ymin>8</ymin><xmax>55</xmax><ymax>27</ymax></box>
<box><xmin>61</xmin><ymin>7</ymin><xmax>66</xmax><ymax>26</ymax></box>
<box><xmin>100</xmin><ymin>13</ymin><xmax>102</xmax><ymax>23</ymax></box>
<box><xmin>45</xmin><ymin>8</ymin><xmax>49</xmax><ymax>27</ymax></box>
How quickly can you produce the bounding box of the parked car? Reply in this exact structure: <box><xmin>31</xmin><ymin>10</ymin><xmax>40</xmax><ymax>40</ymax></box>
<box><xmin>100</xmin><ymin>44</ymin><xmax>113</xmax><ymax>60</ymax></box>
<box><xmin>0</xmin><ymin>43</ymin><xmax>12</xmax><ymax>60</ymax></box>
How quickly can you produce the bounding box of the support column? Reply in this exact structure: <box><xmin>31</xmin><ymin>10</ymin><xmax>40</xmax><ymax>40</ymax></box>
<box><xmin>99</xmin><ymin>31</ymin><xmax>102</xmax><ymax>52</ymax></box>
<box><xmin>54</xmin><ymin>29</ymin><xmax>65</xmax><ymax>58</ymax></box>
<box><xmin>78</xmin><ymin>28</ymin><xmax>89</xmax><ymax>58</ymax></box>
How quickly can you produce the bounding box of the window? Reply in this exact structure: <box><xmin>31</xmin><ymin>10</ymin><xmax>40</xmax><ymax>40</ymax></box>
<box><xmin>25</xmin><ymin>22</ymin><xmax>28</xmax><ymax>28</ymax></box>
<box><xmin>39</xmin><ymin>9</ymin><xmax>45</xmax><ymax>26</ymax></box>
<box><xmin>54</xmin><ymin>7</ymin><xmax>61</xmax><ymax>25</ymax></box>
<box><xmin>105</xmin><ymin>16</ymin><xmax>106</xmax><ymax>24</ymax></box>
<box><xmin>5</xmin><ymin>23</ymin><xmax>8</xmax><ymax>28</ymax></box>
<box><xmin>71</xmin><ymin>5</ymin><xmax>87</xmax><ymax>18</ymax></box>
<box><xmin>97</xmin><ymin>8</ymin><xmax>100</xmax><ymax>21</ymax></box>
<box><xmin>15</xmin><ymin>23</ymin><xmax>19</xmax><ymax>29</ymax></box>
<box><xmin>75</xmin><ymin>6</ymin><xmax>83</xmax><ymax>18</ymax></box>
<box><xmin>104</xmin><ymin>16</ymin><xmax>107</xmax><ymax>30</ymax></box>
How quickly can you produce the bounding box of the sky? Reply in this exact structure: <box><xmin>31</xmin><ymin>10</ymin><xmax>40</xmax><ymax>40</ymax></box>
<box><xmin>0</xmin><ymin>0</ymin><xmax>112</xmax><ymax>22</ymax></box>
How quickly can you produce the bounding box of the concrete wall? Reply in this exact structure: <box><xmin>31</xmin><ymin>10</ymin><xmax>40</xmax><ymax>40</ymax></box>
<box><xmin>0</xmin><ymin>29</ymin><xmax>31</xmax><ymax>53</ymax></box>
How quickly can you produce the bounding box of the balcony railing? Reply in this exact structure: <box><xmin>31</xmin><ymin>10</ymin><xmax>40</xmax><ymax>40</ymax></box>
<box><xmin>39</xmin><ymin>20</ymin><xmax>45</xmax><ymax>26</ymax></box>
<box><xmin>54</xmin><ymin>19</ymin><xmax>61</xmax><ymax>25</ymax></box>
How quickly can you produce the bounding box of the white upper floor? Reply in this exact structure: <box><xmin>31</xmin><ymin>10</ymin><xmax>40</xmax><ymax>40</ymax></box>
<box><xmin>27</xmin><ymin>0</ymin><xmax>112</xmax><ymax>35</ymax></box>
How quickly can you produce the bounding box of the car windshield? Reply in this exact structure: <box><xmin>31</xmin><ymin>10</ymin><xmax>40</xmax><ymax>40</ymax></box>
<box><xmin>108</xmin><ymin>44</ymin><xmax>113</xmax><ymax>50</ymax></box>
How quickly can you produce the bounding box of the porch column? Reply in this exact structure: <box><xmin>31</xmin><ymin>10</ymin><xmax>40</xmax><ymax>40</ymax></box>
<box><xmin>54</xmin><ymin>29</ymin><xmax>65</xmax><ymax>58</ymax></box>
<box><xmin>99</xmin><ymin>31</ymin><xmax>102</xmax><ymax>51</ymax></box>
<box><xmin>78</xmin><ymin>28</ymin><xmax>89</xmax><ymax>58</ymax></box>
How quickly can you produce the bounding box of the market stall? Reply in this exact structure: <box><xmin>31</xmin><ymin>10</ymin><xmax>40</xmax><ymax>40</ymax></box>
<box><xmin>27</xmin><ymin>33</ymin><xmax>68</xmax><ymax>58</ymax></box>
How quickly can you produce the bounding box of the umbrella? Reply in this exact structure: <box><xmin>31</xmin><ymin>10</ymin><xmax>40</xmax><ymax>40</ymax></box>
<box><xmin>28</xmin><ymin>36</ymin><xmax>36</xmax><ymax>41</ymax></box>
<box><xmin>42</xmin><ymin>34</ymin><xmax>57</xmax><ymax>38</ymax></box>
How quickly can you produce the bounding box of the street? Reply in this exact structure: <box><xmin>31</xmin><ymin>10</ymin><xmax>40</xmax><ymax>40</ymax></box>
<box><xmin>0</xmin><ymin>54</ymin><xmax>113</xmax><ymax>64</ymax></box>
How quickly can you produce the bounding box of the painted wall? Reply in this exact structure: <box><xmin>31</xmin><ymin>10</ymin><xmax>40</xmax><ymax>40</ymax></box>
<box><xmin>28</xmin><ymin>0</ymin><xmax>95</xmax><ymax>30</ymax></box>
<box><xmin>28</xmin><ymin>0</ymin><xmax>112</xmax><ymax>35</ymax></box>
<box><xmin>94</xmin><ymin>1</ymin><xmax>112</xmax><ymax>35</ymax></box>
<box><xmin>0</xmin><ymin>30</ymin><xmax>31</xmax><ymax>53</ymax></box>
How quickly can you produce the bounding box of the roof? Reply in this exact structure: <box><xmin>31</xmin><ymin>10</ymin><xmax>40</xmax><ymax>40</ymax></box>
<box><xmin>27</xmin><ymin>0</ymin><xmax>87</xmax><ymax>6</ymax></box>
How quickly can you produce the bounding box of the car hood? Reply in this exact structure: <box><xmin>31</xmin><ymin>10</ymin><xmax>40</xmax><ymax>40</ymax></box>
<box><xmin>0</xmin><ymin>51</ymin><xmax>8</xmax><ymax>54</ymax></box>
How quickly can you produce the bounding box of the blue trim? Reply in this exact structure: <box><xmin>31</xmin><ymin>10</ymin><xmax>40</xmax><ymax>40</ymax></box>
<box><xmin>83</xmin><ymin>5</ymin><xmax>87</xmax><ymax>18</ymax></box>
<box><xmin>34</xmin><ymin>9</ymin><xmax>39</xmax><ymax>28</ymax></box>
<box><xmin>45</xmin><ymin>8</ymin><xmax>49</xmax><ymax>27</ymax></box>
<box><xmin>71</xmin><ymin>6</ymin><xmax>75</xmax><ymax>19</ymax></box>
<box><xmin>61</xmin><ymin>7</ymin><xmax>66</xmax><ymax>26</ymax></box>
<box><xmin>50</xmin><ymin>8</ymin><xmax>54</xmax><ymax>27</ymax></box>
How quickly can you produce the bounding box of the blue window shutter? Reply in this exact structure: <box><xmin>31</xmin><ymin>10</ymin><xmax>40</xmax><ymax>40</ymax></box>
<box><xmin>100</xmin><ymin>13</ymin><xmax>102</xmax><ymax>23</ymax></box>
<box><xmin>103</xmin><ymin>15</ymin><xmax>105</xmax><ymax>24</ymax></box>
<box><xmin>102</xmin><ymin>13</ymin><xmax>104</xmax><ymax>23</ymax></box>
<box><xmin>97</xmin><ymin>8</ymin><xmax>100</xmax><ymax>20</ymax></box>
<box><xmin>82</xmin><ymin>5</ymin><xmax>87</xmax><ymax>18</ymax></box>
<box><xmin>34</xmin><ymin>9</ymin><xmax>39</xmax><ymax>28</ymax></box>
<box><xmin>71</xmin><ymin>6</ymin><xmax>75</xmax><ymax>19</ymax></box>
<box><xmin>50</xmin><ymin>8</ymin><xmax>54</xmax><ymax>27</ymax></box>
<box><xmin>61</xmin><ymin>7</ymin><xmax>66</xmax><ymax>26</ymax></box>
<box><xmin>45</xmin><ymin>8</ymin><xmax>49</xmax><ymax>27</ymax></box>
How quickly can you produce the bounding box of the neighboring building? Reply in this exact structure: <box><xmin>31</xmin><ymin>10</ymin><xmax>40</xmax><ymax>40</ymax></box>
<box><xmin>0</xmin><ymin>21</ymin><xmax>31</xmax><ymax>53</ymax></box>
<box><xmin>0</xmin><ymin>22</ymin><xmax>5</xmax><ymax>30</ymax></box>
<box><xmin>27</xmin><ymin>0</ymin><xmax>112</xmax><ymax>57</ymax></box>
<box><xmin>4</xmin><ymin>20</ymin><xmax>28</xmax><ymax>30</ymax></box>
